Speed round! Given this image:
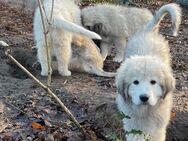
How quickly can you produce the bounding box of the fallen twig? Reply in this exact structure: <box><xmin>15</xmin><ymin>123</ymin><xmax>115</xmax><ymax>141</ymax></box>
<box><xmin>0</xmin><ymin>123</ymin><xmax>8</xmax><ymax>133</ymax></box>
<box><xmin>5</xmin><ymin>49</ymin><xmax>88</xmax><ymax>137</ymax></box>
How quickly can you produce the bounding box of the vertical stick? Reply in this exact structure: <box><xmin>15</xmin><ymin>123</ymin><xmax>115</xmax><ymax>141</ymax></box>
<box><xmin>37</xmin><ymin>0</ymin><xmax>52</xmax><ymax>87</ymax></box>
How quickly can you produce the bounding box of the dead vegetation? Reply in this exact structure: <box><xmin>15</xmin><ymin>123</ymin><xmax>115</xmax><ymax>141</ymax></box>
<box><xmin>0</xmin><ymin>0</ymin><xmax>187</xmax><ymax>141</ymax></box>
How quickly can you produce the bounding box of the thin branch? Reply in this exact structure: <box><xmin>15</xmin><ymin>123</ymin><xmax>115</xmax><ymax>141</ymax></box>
<box><xmin>37</xmin><ymin>0</ymin><xmax>52</xmax><ymax>87</ymax></box>
<box><xmin>49</xmin><ymin>0</ymin><xmax>54</xmax><ymax>23</ymax></box>
<box><xmin>0</xmin><ymin>123</ymin><xmax>8</xmax><ymax>133</ymax></box>
<box><xmin>5</xmin><ymin>49</ymin><xmax>88</xmax><ymax>137</ymax></box>
<box><xmin>41</xmin><ymin>1</ymin><xmax>50</xmax><ymax>24</ymax></box>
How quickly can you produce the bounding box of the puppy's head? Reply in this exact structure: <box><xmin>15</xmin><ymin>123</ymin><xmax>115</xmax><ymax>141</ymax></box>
<box><xmin>72</xmin><ymin>35</ymin><xmax>116</xmax><ymax>77</ymax></box>
<box><xmin>81</xmin><ymin>7</ymin><xmax>105</xmax><ymax>35</ymax></box>
<box><xmin>116</xmin><ymin>56</ymin><xmax>175</xmax><ymax>106</ymax></box>
<box><xmin>72</xmin><ymin>35</ymin><xmax>103</xmax><ymax>68</ymax></box>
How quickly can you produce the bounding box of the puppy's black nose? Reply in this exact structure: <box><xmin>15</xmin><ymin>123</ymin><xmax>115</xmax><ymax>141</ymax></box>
<box><xmin>140</xmin><ymin>95</ymin><xmax>149</xmax><ymax>102</ymax></box>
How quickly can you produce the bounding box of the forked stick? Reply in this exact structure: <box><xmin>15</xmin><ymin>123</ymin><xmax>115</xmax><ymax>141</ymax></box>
<box><xmin>37</xmin><ymin>0</ymin><xmax>52</xmax><ymax>87</ymax></box>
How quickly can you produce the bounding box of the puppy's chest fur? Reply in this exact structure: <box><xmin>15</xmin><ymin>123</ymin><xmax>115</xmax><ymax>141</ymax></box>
<box><xmin>118</xmin><ymin>94</ymin><xmax>171</xmax><ymax>133</ymax></box>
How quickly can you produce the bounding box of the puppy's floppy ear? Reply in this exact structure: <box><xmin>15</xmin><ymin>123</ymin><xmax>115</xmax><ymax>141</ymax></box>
<box><xmin>163</xmin><ymin>72</ymin><xmax>176</xmax><ymax>98</ymax></box>
<box><xmin>116</xmin><ymin>77</ymin><xmax>129</xmax><ymax>100</ymax></box>
<box><xmin>72</xmin><ymin>35</ymin><xmax>84</xmax><ymax>47</ymax></box>
<box><xmin>93</xmin><ymin>23</ymin><xmax>103</xmax><ymax>34</ymax></box>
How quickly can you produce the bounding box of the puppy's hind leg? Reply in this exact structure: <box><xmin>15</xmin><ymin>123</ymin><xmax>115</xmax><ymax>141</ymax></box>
<box><xmin>37</xmin><ymin>42</ymin><xmax>51</xmax><ymax>76</ymax></box>
<box><xmin>100</xmin><ymin>42</ymin><xmax>113</xmax><ymax>61</ymax></box>
<box><xmin>54</xmin><ymin>40</ymin><xmax>72</xmax><ymax>76</ymax></box>
<box><xmin>152</xmin><ymin>129</ymin><xmax>166</xmax><ymax>141</ymax></box>
<box><xmin>113</xmin><ymin>38</ymin><xmax>126</xmax><ymax>62</ymax></box>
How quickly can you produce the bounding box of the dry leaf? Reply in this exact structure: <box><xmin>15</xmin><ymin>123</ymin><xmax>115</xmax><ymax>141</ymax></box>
<box><xmin>171</xmin><ymin>111</ymin><xmax>176</xmax><ymax>118</ymax></box>
<box><xmin>31</xmin><ymin>122</ymin><xmax>45</xmax><ymax>130</ymax></box>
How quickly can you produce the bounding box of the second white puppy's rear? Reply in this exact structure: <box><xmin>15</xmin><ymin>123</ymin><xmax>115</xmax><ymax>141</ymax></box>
<box><xmin>34</xmin><ymin>0</ymin><xmax>101</xmax><ymax>76</ymax></box>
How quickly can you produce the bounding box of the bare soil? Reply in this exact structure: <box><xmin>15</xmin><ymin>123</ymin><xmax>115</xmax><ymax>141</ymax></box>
<box><xmin>0</xmin><ymin>1</ymin><xmax>187</xmax><ymax>141</ymax></box>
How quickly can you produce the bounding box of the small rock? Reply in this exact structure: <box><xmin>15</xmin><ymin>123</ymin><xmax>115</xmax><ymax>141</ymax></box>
<box><xmin>0</xmin><ymin>41</ymin><xmax>9</xmax><ymax>47</ymax></box>
<box><xmin>27</xmin><ymin>136</ymin><xmax>33</xmax><ymax>141</ymax></box>
<box><xmin>45</xmin><ymin>134</ymin><xmax>54</xmax><ymax>141</ymax></box>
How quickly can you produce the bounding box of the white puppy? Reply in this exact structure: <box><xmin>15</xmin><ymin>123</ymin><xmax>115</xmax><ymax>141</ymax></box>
<box><xmin>81</xmin><ymin>4</ymin><xmax>181</xmax><ymax>62</ymax></box>
<box><xmin>116</xmin><ymin>3</ymin><xmax>181</xmax><ymax>141</ymax></box>
<box><xmin>70</xmin><ymin>35</ymin><xmax>116</xmax><ymax>77</ymax></box>
<box><xmin>33</xmin><ymin>0</ymin><xmax>101</xmax><ymax>76</ymax></box>
<box><xmin>81</xmin><ymin>4</ymin><xmax>153</xmax><ymax>62</ymax></box>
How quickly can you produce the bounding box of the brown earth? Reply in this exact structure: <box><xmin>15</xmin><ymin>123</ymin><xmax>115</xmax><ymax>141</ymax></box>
<box><xmin>0</xmin><ymin>1</ymin><xmax>187</xmax><ymax>141</ymax></box>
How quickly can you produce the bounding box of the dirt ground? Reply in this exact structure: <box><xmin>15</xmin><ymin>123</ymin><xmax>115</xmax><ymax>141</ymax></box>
<box><xmin>0</xmin><ymin>1</ymin><xmax>187</xmax><ymax>141</ymax></box>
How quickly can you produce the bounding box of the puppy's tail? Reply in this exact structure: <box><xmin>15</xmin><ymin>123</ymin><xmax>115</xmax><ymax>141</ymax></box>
<box><xmin>146</xmin><ymin>3</ymin><xmax>181</xmax><ymax>36</ymax></box>
<box><xmin>53</xmin><ymin>17</ymin><xmax>101</xmax><ymax>39</ymax></box>
<box><xmin>93</xmin><ymin>67</ymin><xmax>117</xmax><ymax>77</ymax></box>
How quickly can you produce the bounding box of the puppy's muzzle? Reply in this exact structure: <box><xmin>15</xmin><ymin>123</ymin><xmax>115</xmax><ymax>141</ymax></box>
<box><xmin>140</xmin><ymin>95</ymin><xmax>149</xmax><ymax>103</ymax></box>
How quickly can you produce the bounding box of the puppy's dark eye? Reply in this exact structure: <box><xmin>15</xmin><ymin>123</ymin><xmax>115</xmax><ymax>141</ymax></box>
<box><xmin>86</xmin><ymin>26</ymin><xmax>91</xmax><ymax>30</ymax></box>
<box><xmin>133</xmin><ymin>80</ymin><xmax>139</xmax><ymax>85</ymax></box>
<box><xmin>150</xmin><ymin>80</ymin><xmax>156</xmax><ymax>85</ymax></box>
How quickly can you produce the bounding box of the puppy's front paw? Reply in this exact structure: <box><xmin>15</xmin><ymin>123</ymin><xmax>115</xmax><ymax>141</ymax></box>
<box><xmin>101</xmin><ymin>52</ymin><xmax>108</xmax><ymax>61</ymax></box>
<box><xmin>41</xmin><ymin>67</ymin><xmax>52</xmax><ymax>76</ymax></box>
<box><xmin>41</xmin><ymin>71</ymin><xmax>48</xmax><ymax>76</ymax></box>
<box><xmin>113</xmin><ymin>57</ymin><xmax>123</xmax><ymax>62</ymax></box>
<box><xmin>59</xmin><ymin>70</ymin><xmax>71</xmax><ymax>76</ymax></box>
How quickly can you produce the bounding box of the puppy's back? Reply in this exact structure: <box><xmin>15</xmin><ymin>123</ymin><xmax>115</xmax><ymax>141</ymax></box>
<box><xmin>125</xmin><ymin>32</ymin><xmax>170</xmax><ymax>64</ymax></box>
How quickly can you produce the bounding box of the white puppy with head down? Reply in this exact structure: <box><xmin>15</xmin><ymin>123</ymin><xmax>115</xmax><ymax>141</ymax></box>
<box><xmin>81</xmin><ymin>4</ymin><xmax>181</xmax><ymax>62</ymax></box>
<box><xmin>34</xmin><ymin>0</ymin><xmax>101</xmax><ymax>76</ymax></box>
<box><xmin>81</xmin><ymin>4</ymin><xmax>153</xmax><ymax>62</ymax></box>
<box><xmin>70</xmin><ymin>35</ymin><xmax>116</xmax><ymax>77</ymax></box>
<box><xmin>116</xmin><ymin>3</ymin><xmax>181</xmax><ymax>141</ymax></box>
